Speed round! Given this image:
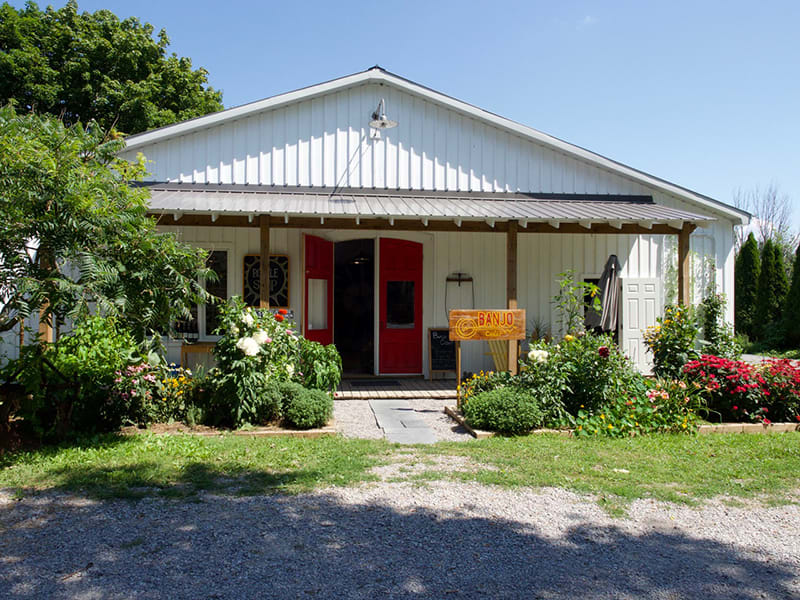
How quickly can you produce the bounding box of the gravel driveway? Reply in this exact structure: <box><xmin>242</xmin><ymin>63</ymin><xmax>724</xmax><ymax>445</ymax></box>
<box><xmin>2</xmin><ymin>481</ymin><xmax>798</xmax><ymax>599</ymax></box>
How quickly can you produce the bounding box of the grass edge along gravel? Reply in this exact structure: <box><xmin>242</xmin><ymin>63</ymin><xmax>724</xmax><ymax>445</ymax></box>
<box><xmin>416</xmin><ymin>432</ymin><xmax>800</xmax><ymax>514</ymax></box>
<box><xmin>1</xmin><ymin>432</ymin><xmax>799</xmax><ymax>515</ymax></box>
<box><xmin>0</xmin><ymin>433</ymin><xmax>391</xmax><ymax>500</ymax></box>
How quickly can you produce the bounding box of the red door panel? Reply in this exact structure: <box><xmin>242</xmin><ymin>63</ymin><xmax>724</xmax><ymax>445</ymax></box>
<box><xmin>379</xmin><ymin>238</ymin><xmax>423</xmax><ymax>373</ymax></box>
<box><xmin>304</xmin><ymin>235</ymin><xmax>333</xmax><ymax>345</ymax></box>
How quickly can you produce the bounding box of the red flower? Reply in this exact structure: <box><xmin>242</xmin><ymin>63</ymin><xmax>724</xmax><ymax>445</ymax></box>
<box><xmin>763</xmin><ymin>418</ymin><xmax>772</xmax><ymax>425</ymax></box>
<box><xmin>762</xmin><ymin>407</ymin><xmax>768</xmax><ymax>413</ymax></box>
<box><xmin>274</xmin><ymin>314</ymin><xmax>285</xmax><ymax>322</ymax></box>
<box><xmin>598</xmin><ymin>346</ymin><xmax>610</xmax><ymax>358</ymax></box>
<box><xmin>796</xmin><ymin>415</ymin><xmax>800</xmax><ymax>422</ymax></box>
<box><xmin>733</xmin><ymin>406</ymin><xmax>738</xmax><ymax>410</ymax></box>
<box><xmin>278</xmin><ymin>308</ymin><xmax>288</xmax><ymax>315</ymax></box>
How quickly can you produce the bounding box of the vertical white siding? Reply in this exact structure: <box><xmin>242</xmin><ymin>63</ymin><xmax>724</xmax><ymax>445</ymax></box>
<box><xmin>114</xmin><ymin>79</ymin><xmax>741</xmax><ymax>339</ymax></box>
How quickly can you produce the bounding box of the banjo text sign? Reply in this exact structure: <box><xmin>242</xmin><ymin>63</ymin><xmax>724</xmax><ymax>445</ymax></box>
<box><xmin>449</xmin><ymin>309</ymin><xmax>526</xmax><ymax>341</ymax></box>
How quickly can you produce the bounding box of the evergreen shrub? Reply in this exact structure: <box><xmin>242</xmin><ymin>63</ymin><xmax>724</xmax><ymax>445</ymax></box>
<box><xmin>462</xmin><ymin>387</ymin><xmax>544</xmax><ymax>435</ymax></box>
<box><xmin>281</xmin><ymin>382</ymin><xmax>332</xmax><ymax>429</ymax></box>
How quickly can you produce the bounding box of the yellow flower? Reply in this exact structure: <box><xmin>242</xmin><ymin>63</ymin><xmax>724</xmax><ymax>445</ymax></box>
<box><xmin>635</xmin><ymin>422</ymin><xmax>640</xmax><ymax>426</ymax></box>
<box><xmin>564</xmin><ymin>334</ymin><xmax>575</xmax><ymax>342</ymax></box>
<box><xmin>608</xmin><ymin>424</ymin><xmax>613</xmax><ymax>429</ymax></box>
<box><xmin>580</xmin><ymin>405</ymin><xmax>584</xmax><ymax>408</ymax></box>
<box><xmin>577</xmin><ymin>425</ymin><xmax>583</xmax><ymax>431</ymax></box>
<box><xmin>600</xmin><ymin>414</ymin><xmax>605</xmax><ymax>420</ymax></box>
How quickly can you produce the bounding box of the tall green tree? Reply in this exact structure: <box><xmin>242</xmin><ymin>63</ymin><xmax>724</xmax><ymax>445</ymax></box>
<box><xmin>0</xmin><ymin>105</ymin><xmax>212</xmax><ymax>342</ymax></box>
<box><xmin>754</xmin><ymin>239</ymin><xmax>789</xmax><ymax>340</ymax></box>
<box><xmin>0</xmin><ymin>0</ymin><xmax>223</xmax><ymax>134</ymax></box>
<box><xmin>782</xmin><ymin>243</ymin><xmax>800</xmax><ymax>347</ymax></box>
<box><xmin>734</xmin><ymin>232</ymin><xmax>760</xmax><ymax>338</ymax></box>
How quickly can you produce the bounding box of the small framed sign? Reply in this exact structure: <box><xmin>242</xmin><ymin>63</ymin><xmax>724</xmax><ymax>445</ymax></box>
<box><xmin>428</xmin><ymin>327</ymin><xmax>456</xmax><ymax>378</ymax></box>
<box><xmin>243</xmin><ymin>254</ymin><xmax>289</xmax><ymax>308</ymax></box>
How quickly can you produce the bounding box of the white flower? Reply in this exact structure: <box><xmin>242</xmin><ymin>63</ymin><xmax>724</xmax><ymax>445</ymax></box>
<box><xmin>286</xmin><ymin>364</ymin><xmax>295</xmax><ymax>377</ymax></box>
<box><xmin>236</xmin><ymin>336</ymin><xmax>260</xmax><ymax>356</ymax></box>
<box><xmin>528</xmin><ymin>349</ymin><xmax>549</xmax><ymax>363</ymax></box>
<box><xmin>231</xmin><ymin>325</ymin><xmax>239</xmax><ymax>335</ymax></box>
<box><xmin>242</xmin><ymin>313</ymin><xmax>255</xmax><ymax>327</ymax></box>
<box><xmin>252</xmin><ymin>329</ymin><xmax>271</xmax><ymax>345</ymax></box>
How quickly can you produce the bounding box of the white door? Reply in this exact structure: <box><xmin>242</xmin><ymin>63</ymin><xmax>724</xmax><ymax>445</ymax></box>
<box><xmin>619</xmin><ymin>278</ymin><xmax>661</xmax><ymax>374</ymax></box>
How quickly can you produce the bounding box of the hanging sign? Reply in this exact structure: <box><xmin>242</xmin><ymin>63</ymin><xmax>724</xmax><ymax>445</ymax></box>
<box><xmin>448</xmin><ymin>309</ymin><xmax>526</xmax><ymax>341</ymax></box>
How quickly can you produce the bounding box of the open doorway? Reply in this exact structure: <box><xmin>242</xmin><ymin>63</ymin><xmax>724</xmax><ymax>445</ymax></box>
<box><xmin>334</xmin><ymin>239</ymin><xmax>375</xmax><ymax>375</ymax></box>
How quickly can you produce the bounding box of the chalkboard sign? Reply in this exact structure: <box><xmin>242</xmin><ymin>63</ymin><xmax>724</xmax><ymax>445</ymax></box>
<box><xmin>429</xmin><ymin>328</ymin><xmax>456</xmax><ymax>377</ymax></box>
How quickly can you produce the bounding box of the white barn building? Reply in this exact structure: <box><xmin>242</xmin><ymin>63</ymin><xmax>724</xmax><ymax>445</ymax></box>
<box><xmin>112</xmin><ymin>66</ymin><xmax>747</xmax><ymax>376</ymax></box>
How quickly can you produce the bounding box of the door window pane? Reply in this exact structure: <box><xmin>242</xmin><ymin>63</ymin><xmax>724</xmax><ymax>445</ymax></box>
<box><xmin>205</xmin><ymin>250</ymin><xmax>228</xmax><ymax>335</ymax></box>
<box><xmin>386</xmin><ymin>281</ymin><xmax>414</xmax><ymax>328</ymax></box>
<box><xmin>308</xmin><ymin>278</ymin><xmax>328</xmax><ymax>330</ymax></box>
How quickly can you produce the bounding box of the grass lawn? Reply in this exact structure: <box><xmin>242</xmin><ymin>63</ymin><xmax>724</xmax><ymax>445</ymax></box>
<box><xmin>742</xmin><ymin>342</ymin><xmax>800</xmax><ymax>360</ymax></box>
<box><xmin>1</xmin><ymin>431</ymin><xmax>799</xmax><ymax>514</ymax></box>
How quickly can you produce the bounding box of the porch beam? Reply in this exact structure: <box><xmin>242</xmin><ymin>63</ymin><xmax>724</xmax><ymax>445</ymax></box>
<box><xmin>677</xmin><ymin>223</ymin><xmax>695</xmax><ymax>305</ymax></box>
<box><xmin>507</xmin><ymin>220</ymin><xmax>519</xmax><ymax>376</ymax></box>
<box><xmin>152</xmin><ymin>213</ymin><xmax>685</xmax><ymax>235</ymax></box>
<box><xmin>259</xmin><ymin>214</ymin><xmax>270</xmax><ymax>309</ymax></box>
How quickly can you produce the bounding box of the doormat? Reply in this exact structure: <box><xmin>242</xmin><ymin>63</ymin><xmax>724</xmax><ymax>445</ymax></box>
<box><xmin>348</xmin><ymin>379</ymin><xmax>401</xmax><ymax>387</ymax></box>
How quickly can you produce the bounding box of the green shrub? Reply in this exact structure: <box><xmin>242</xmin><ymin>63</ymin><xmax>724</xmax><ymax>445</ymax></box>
<box><xmin>643</xmin><ymin>304</ymin><xmax>699</xmax><ymax>379</ymax></box>
<box><xmin>754</xmin><ymin>239</ymin><xmax>788</xmax><ymax>340</ymax></box>
<box><xmin>458</xmin><ymin>369</ymin><xmax>513</xmax><ymax>404</ymax></box>
<box><xmin>735</xmin><ymin>233</ymin><xmax>760</xmax><ymax>339</ymax></box>
<box><xmin>281</xmin><ymin>382</ymin><xmax>332</xmax><ymax>429</ymax></box>
<box><xmin>5</xmin><ymin>315</ymin><xmax>141</xmax><ymax>436</ymax></box>
<box><xmin>698</xmin><ymin>292</ymin><xmax>742</xmax><ymax>359</ymax></box>
<box><xmin>298</xmin><ymin>339</ymin><xmax>342</xmax><ymax>395</ymax></box>
<box><xmin>781</xmin><ymin>242</ymin><xmax>800</xmax><ymax>347</ymax></box>
<box><xmin>462</xmin><ymin>387</ymin><xmax>544</xmax><ymax>435</ymax></box>
<box><xmin>252</xmin><ymin>382</ymin><xmax>283</xmax><ymax>424</ymax></box>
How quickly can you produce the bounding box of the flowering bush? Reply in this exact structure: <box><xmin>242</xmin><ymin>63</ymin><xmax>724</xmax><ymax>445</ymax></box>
<box><xmin>109</xmin><ymin>363</ymin><xmax>158</xmax><ymax>426</ymax></box>
<box><xmin>154</xmin><ymin>366</ymin><xmax>195</xmax><ymax>423</ymax></box>
<box><xmin>208</xmin><ymin>298</ymin><xmax>303</xmax><ymax>426</ymax></box>
<box><xmin>574</xmin><ymin>378</ymin><xmax>704</xmax><ymax>438</ymax></box>
<box><xmin>556</xmin><ymin>332</ymin><xmax>641</xmax><ymax>414</ymax></box>
<box><xmin>516</xmin><ymin>340</ymin><xmax>572</xmax><ymax>426</ymax></box>
<box><xmin>683</xmin><ymin>355</ymin><xmax>766</xmax><ymax>422</ymax></box>
<box><xmin>755</xmin><ymin>359</ymin><xmax>800</xmax><ymax>423</ymax></box>
<box><xmin>643</xmin><ymin>304</ymin><xmax>699</xmax><ymax>379</ymax></box>
<box><xmin>203</xmin><ymin>297</ymin><xmax>342</xmax><ymax>427</ymax></box>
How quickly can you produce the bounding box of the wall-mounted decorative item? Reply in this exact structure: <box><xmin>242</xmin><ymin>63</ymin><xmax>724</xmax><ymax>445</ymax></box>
<box><xmin>243</xmin><ymin>254</ymin><xmax>289</xmax><ymax>307</ymax></box>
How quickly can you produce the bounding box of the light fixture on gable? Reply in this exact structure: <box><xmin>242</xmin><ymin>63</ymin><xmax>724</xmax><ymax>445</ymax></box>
<box><xmin>369</xmin><ymin>98</ymin><xmax>397</xmax><ymax>139</ymax></box>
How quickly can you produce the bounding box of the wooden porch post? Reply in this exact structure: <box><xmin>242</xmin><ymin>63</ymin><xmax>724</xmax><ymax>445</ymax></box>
<box><xmin>677</xmin><ymin>224</ymin><xmax>695</xmax><ymax>305</ymax></box>
<box><xmin>507</xmin><ymin>220</ymin><xmax>519</xmax><ymax>375</ymax></box>
<box><xmin>259</xmin><ymin>214</ymin><xmax>271</xmax><ymax>309</ymax></box>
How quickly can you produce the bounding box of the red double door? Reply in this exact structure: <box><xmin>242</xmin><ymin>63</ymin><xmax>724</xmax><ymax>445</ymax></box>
<box><xmin>304</xmin><ymin>235</ymin><xmax>422</xmax><ymax>374</ymax></box>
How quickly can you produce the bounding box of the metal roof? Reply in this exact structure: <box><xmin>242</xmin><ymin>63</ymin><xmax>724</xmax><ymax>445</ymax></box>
<box><xmin>143</xmin><ymin>183</ymin><xmax>716</xmax><ymax>225</ymax></box>
<box><xmin>124</xmin><ymin>67</ymin><xmax>748</xmax><ymax>225</ymax></box>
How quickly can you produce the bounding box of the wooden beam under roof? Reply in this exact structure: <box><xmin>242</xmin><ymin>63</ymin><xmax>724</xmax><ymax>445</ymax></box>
<box><xmin>153</xmin><ymin>213</ymin><xmax>686</xmax><ymax>235</ymax></box>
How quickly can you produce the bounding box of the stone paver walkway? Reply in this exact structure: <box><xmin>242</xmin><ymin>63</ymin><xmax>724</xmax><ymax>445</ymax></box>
<box><xmin>368</xmin><ymin>399</ymin><xmax>438</xmax><ymax>444</ymax></box>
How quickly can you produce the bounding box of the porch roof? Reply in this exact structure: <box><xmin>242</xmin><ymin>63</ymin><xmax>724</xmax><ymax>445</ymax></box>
<box><xmin>144</xmin><ymin>183</ymin><xmax>716</xmax><ymax>227</ymax></box>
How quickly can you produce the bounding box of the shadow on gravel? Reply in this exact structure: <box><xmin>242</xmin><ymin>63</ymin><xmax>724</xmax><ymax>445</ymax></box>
<box><xmin>0</xmin><ymin>490</ymin><xmax>795</xmax><ymax>599</ymax></box>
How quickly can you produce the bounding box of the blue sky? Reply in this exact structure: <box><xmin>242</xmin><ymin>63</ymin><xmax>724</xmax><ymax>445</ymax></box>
<box><xmin>15</xmin><ymin>1</ymin><xmax>800</xmax><ymax>226</ymax></box>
